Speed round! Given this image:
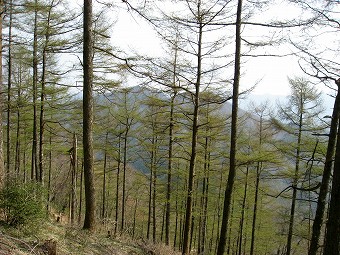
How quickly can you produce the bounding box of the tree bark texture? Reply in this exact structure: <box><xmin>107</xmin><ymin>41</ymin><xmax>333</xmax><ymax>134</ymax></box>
<box><xmin>121</xmin><ymin>128</ymin><xmax>128</xmax><ymax>231</ymax></box>
<box><xmin>101</xmin><ymin>132</ymin><xmax>108</xmax><ymax>219</ymax></box>
<box><xmin>323</xmin><ymin>79</ymin><xmax>340</xmax><ymax>255</ymax></box>
<box><xmin>286</xmin><ymin>103</ymin><xmax>303</xmax><ymax>255</ymax></box>
<box><xmin>38</xmin><ymin>2</ymin><xmax>53</xmax><ymax>183</ymax></box>
<box><xmin>182</xmin><ymin>19</ymin><xmax>202</xmax><ymax>255</ymax></box>
<box><xmin>83</xmin><ymin>0</ymin><xmax>96</xmax><ymax>231</ymax></box>
<box><xmin>6</xmin><ymin>0</ymin><xmax>12</xmax><ymax>176</ymax></box>
<box><xmin>165</xmin><ymin>95</ymin><xmax>174</xmax><ymax>245</ymax></box>
<box><xmin>70</xmin><ymin>133</ymin><xmax>77</xmax><ymax>224</ymax></box>
<box><xmin>165</xmin><ymin>45</ymin><xmax>178</xmax><ymax>243</ymax></box>
<box><xmin>31</xmin><ymin>0</ymin><xmax>39</xmax><ymax>181</ymax></box>
<box><xmin>309</xmin><ymin>81</ymin><xmax>340</xmax><ymax>255</ymax></box>
<box><xmin>115</xmin><ymin>134</ymin><xmax>122</xmax><ymax>235</ymax></box>
<box><xmin>217</xmin><ymin>0</ymin><xmax>242</xmax><ymax>253</ymax></box>
<box><xmin>238</xmin><ymin>166</ymin><xmax>249</xmax><ymax>255</ymax></box>
<box><xmin>0</xmin><ymin>0</ymin><xmax>4</xmax><ymax>188</ymax></box>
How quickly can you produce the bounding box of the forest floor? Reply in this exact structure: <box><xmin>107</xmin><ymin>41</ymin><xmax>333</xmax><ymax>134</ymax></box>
<box><xmin>0</xmin><ymin>220</ymin><xmax>180</xmax><ymax>255</ymax></box>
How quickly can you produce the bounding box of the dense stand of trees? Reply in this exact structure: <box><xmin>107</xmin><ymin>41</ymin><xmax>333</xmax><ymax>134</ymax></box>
<box><xmin>0</xmin><ymin>0</ymin><xmax>339</xmax><ymax>254</ymax></box>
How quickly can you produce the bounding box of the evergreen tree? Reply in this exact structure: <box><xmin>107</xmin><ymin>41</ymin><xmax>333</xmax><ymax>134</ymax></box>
<box><xmin>217</xmin><ymin>0</ymin><xmax>243</xmax><ymax>253</ymax></box>
<box><xmin>275</xmin><ymin>77</ymin><xmax>324</xmax><ymax>255</ymax></box>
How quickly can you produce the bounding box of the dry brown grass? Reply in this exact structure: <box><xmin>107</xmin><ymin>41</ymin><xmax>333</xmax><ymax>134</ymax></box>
<box><xmin>0</xmin><ymin>221</ymin><xmax>146</xmax><ymax>254</ymax></box>
<box><xmin>0</xmin><ymin>220</ymin><xmax>184</xmax><ymax>255</ymax></box>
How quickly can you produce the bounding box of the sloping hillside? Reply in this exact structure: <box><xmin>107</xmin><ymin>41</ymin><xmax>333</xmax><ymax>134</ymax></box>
<box><xmin>0</xmin><ymin>221</ymin><xmax>179</xmax><ymax>255</ymax></box>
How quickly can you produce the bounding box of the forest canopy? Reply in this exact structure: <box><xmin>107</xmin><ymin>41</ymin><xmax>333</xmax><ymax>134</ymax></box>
<box><xmin>0</xmin><ymin>0</ymin><xmax>339</xmax><ymax>255</ymax></box>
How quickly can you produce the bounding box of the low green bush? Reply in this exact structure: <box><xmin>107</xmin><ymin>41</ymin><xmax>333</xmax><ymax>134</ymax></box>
<box><xmin>0</xmin><ymin>181</ymin><xmax>46</xmax><ymax>227</ymax></box>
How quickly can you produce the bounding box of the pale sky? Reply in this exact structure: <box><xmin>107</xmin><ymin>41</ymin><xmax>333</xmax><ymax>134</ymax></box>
<box><xmin>111</xmin><ymin>5</ymin><xmax>304</xmax><ymax>96</ymax></box>
<box><xmin>72</xmin><ymin>0</ymin><xmax>336</xmax><ymax>98</ymax></box>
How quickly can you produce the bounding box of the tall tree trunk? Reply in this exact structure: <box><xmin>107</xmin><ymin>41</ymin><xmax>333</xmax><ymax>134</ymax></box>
<box><xmin>165</xmin><ymin>95</ymin><xmax>174</xmax><ymax>245</ymax></box>
<box><xmin>38</xmin><ymin>1</ymin><xmax>53</xmax><ymax>183</ymax></box>
<box><xmin>0</xmin><ymin>0</ymin><xmax>5</xmax><ymax>188</ymax></box>
<box><xmin>115</xmin><ymin>133</ymin><xmax>122</xmax><ymax>235</ymax></box>
<box><xmin>286</xmin><ymin>97</ymin><xmax>303</xmax><ymax>255</ymax></box>
<box><xmin>39</xmin><ymin>32</ymin><xmax>47</xmax><ymax>183</ymax></box>
<box><xmin>47</xmin><ymin>136</ymin><xmax>52</xmax><ymax>213</ymax></box>
<box><xmin>166</xmin><ymin>36</ymin><xmax>179</xmax><ymax>245</ymax></box>
<box><xmin>121</xmin><ymin>128</ymin><xmax>128</xmax><ymax>231</ymax></box>
<box><xmin>101</xmin><ymin>132</ymin><xmax>108</xmax><ymax>219</ymax></box>
<box><xmin>31</xmin><ymin>0</ymin><xmax>39</xmax><ymax>181</ymax></box>
<box><xmin>212</xmin><ymin>163</ymin><xmax>225</xmax><ymax>254</ymax></box>
<box><xmin>323</xmin><ymin>79</ymin><xmax>340</xmax><ymax>255</ymax></box>
<box><xmin>216</xmin><ymin>0</ymin><xmax>242</xmax><ymax>253</ymax></box>
<box><xmin>179</xmin><ymin>181</ymin><xmax>187</xmax><ymax>250</ymax></box>
<box><xmin>152</xmin><ymin>138</ymin><xmax>157</xmax><ymax>243</ymax></box>
<box><xmin>70</xmin><ymin>133</ymin><xmax>77</xmax><ymax>224</ymax></box>
<box><xmin>226</xmin><ymin>195</ymin><xmax>235</xmax><ymax>255</ymax></box>
<box><xmin>14</xmin><ymin>83</ymin><xmax>21</xmax><ymax>177</ymax></box>
<box><xmin>198</xmin><ymin>134</ymin><xmax>210</xmax><ymax>254</ymax></box>
<box><xmin>238</xmin><ymin>166</ymin><xmax>249</xmax><ymax>255</ymax></box>
<box><xmin>147</xmin><ymin>141</ymin><xmax>153</xmax><ymax>240</ymax></box>
<box><xmin>189</xmin><ymin>179</ymin><xmax>200</xmax><ymax>252</ymax></box>
<box><xmin>250</xmin><ymin>162</ymin><xmax>261</xmax><ymax>255</ymax></box>
<box><xmin>166</xmin><ymin>90</ymin><xmax>177</xmax><ymax>246</ymax></box>
<box><xmin>147</xmin><ymin>134</ymin><xmax>158</xmax><ymax>242</ymax></box>
<box><xmin>78</xmin><ymin>161</ymin><xmax>83</xmax><ymax>224</ymax></box>
<box><xmin>161</xmin><ymin>202</ymin><xmax>166</xmax><ymax>241</ymax></box>
<box><xmin>174</xmin><ymin>179</ymin><xmax>180</xmax><ymax>248</ymax></box>
<box><xmin>309</xmin><ymin>81</ymin><xmax>340</xmax><ymax>255</ymax></box>
<box><xmin>132</xmin><ymin>198</ymin><xmax>138</xmax><ymax>238</ymax></box>
<box><xmin>182</xmin><ymin>8</ymin><xmax>202</xmax><ymax>255</ymax></box>
<box><xmin>250</xmin><ymin>112</ymin><xmax>264</xmax><ymax>255</ymax></box>
<box><xmin>6</xmin><ymin>0</ymin><xmax>13</xmax><ymax>176</ymax></box>
<box><xmin>23</xmin><ymin>129</ymin><xmax>27</xmax><ymax>183</ymax></box>
<box><xmin>83</xmin><ymin>0</ymin><xmax>96</xmax><ymax>231</ymax></box>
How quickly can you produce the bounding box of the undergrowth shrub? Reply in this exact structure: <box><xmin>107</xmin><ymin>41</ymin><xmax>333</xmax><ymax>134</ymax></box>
<box><xmin>0</xmin><ymin>181</ymin><xmax>46</xmax><ymax>229</ymax></box>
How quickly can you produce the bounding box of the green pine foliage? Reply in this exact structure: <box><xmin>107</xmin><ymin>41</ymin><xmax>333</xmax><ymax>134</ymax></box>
<box><xmin>0</xmin><ymin>181</ymin><xmax>46</xmax><ymax>228</ymax></box>
<box><xmin>0</xmin><ymin>0</ymin><xmax>336</xmax><ymax>254</ymax></box>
